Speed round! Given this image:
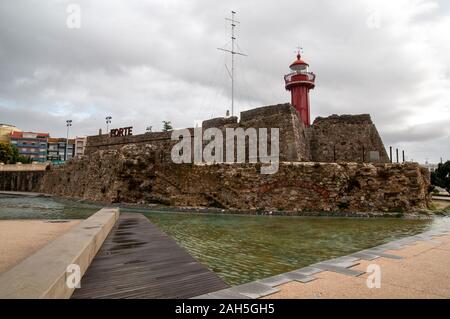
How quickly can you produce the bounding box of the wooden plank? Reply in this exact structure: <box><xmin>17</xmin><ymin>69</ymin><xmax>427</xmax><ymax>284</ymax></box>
<box><xmin>71</xmin><ymin>213</ymin><xmax>228</xmax><ymax>299</ymax></box>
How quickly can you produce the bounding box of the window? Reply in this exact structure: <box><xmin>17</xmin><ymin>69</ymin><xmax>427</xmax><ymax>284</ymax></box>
<box><xmin>291</xmin><ymin>64</ymin><xmax>308</xmax><ymax>73</ymax></box>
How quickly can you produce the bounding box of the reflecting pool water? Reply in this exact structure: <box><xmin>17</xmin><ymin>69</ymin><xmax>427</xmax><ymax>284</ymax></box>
<box><xmin>1</xmin><ymin>194</ymin><xmax>447</xmax><ymax>285</ymax></box>
<box><xmin>143</xmin><ymin>212</ymin><xmax>443</xmax><ymax>285</ymax></box>
<box><xmin>0</xmin><ymin>194</ymin><xmax>100</xmax><ymax>220</ymax></box>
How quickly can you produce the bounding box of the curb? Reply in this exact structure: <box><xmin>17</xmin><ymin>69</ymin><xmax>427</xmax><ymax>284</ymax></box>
<box><xmin>0</xmin><ymin>208</ymin><xmax>120</xmax><ymax>299</ymax></box>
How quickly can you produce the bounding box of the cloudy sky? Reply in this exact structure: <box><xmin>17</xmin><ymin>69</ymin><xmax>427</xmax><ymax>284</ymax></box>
<box><xmin>0</xmin><ymin>0</ymin><xmax>449</xmax><ymax>163</ymax></box>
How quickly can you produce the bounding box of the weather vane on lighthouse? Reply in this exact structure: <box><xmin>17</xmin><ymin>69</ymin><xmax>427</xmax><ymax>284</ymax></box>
<box><xmin>218</xmin><ymin>11</ymin><xmax>247</xmax><ymax>117</ymax></box>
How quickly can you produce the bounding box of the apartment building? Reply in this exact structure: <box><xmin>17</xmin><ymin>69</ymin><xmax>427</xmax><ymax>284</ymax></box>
<box><xmin>10</xmin><ymin>131</ymin><xmax>49</xmax><ymax>162</ymax></box>
<box><xmin>47</xmin><ymin>138</ymin><xmax>75</xmax><ymax>162</ymax></box>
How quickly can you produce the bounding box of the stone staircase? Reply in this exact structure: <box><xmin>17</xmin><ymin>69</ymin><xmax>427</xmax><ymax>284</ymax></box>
<box><xmin>155</xmin><ymin>170</ymin><xmax>240</xmax><ymax>210</ymax></box>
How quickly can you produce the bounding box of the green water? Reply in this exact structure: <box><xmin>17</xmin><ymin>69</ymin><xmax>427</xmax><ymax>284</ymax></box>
<box><xmin>0</xmin><ymin>194</ymin><xmax>100</xmax><ymax>220</ymax></box>
<box><xmin>142</xmin><ymin>212</ymin><xmax>442</xmax><ymax>285</ymax></box>
<box><xmin>0</xmin><ymin>194</ymin><xmax>447</xmax><ymax>285</ymax></box>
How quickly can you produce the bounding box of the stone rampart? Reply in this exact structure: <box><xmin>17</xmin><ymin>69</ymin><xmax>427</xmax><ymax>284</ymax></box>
<box><xmin>37</xmin><ymin>144</ymin><xmax>430</xmax><ymax>213</ymax></box>
<box><xmin>309</xmin><ymin>114</ymin><xmax>390</xmax><ymax>163</ymax></box>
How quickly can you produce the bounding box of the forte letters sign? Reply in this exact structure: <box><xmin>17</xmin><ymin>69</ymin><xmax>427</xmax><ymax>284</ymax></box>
<box><xmin>110</xmin><ymin>127</ymin><xmax>133</xmax><ymax>137</ymax></box>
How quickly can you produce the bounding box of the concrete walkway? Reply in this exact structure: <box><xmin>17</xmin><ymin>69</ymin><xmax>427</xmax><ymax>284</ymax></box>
<box><xmin>265</xmin><ymin>234</ymin><xmax>450</xmax><ymax>298</ymax></box>
<box><xmin>0</xmin><ymin>220</ymin><xmax>80</xmax><ymax>273</ymax></box>
<box><xmin>0</xmin><ymin>209</ymin><xmax>119</xmax><ymax>299</ymax></box>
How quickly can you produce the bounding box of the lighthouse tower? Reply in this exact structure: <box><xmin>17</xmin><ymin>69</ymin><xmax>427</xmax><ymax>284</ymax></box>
<box><xmin>284</xmin><ymin>51</ymin><xmax>316</xmax><ymax>126</ymax></box>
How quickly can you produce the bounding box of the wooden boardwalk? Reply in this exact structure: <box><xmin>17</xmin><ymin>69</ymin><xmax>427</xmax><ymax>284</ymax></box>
<box><xmin>71</xmin><ymin>213</ymin><xmax>229</xmax><ymax>299</ymax></box>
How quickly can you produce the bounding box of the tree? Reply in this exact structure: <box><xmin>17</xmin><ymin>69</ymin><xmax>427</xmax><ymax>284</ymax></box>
<box><xmin>0</xmin><ymin>142</ymin><xmax>18</xmax><ymax>164</ymax></box>
<box><xmin>431</xmin><ymin>161</ymin><xmax>450</xmax><ymax>192</ymax></box>
<box><xmin>17</xmin><ymin>154</ymin><xmax>32</xmax><ymax>164</ymax></box>
<box><xmin>11</xmin><ymin>144</ymin><xmax>20</xmax><ymax>163</ymax></box>
<box><xmin>0</xmin><ymin>143</ymin><xmax>31</xmax><ymax>164</ymax></box>
<box><xmin>162</xmin><ymin>121</ymin><xmax>173</xmax><ymax>132</ymax></box>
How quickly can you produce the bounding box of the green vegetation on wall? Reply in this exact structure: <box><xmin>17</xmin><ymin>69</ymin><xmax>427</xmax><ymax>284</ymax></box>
<box><xmin>162</xmin><ymin>121</ymin><xmax>173</xmax><ymax>132</ymax></box>
<box><xmin>431</xmin><ymin>161</ymin><xmax>450</xmax><ymax>192</ymax></box>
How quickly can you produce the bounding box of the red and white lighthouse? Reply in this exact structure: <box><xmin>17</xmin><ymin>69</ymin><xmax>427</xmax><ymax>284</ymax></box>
<box><xmin>284</xmin><ymin>52</ymin><xmax>316</xmax><ymax>126</ymax></box>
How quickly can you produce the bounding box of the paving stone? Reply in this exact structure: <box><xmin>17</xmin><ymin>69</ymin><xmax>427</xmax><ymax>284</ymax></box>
<box><xmin>364</xmin><ymin>251</ymin><xmax>403</xmax><ymax>260</ymax></box>
<box><xmin>328</xmin><ymin>256</ymin><xmax>360</xmax><ymax>262</ymax></box>
<box><xmin>284</xmin><ymin>272</ymin><xmax>316</xmax><ymax>283</ymax></box>
<box><xmin>411</xmin><ymin>235</ymin><xmax>428</xmax><ymax>241</ymax></box>
<box><xmin>229</xmin><ymin>282</ymin><xmax>280</xmax><ymax>299</ymax></box>
<box><xmin>312</xmin><ymin>263</ymin><xmax>365</xmax><ymax>277</ymax></box>
<box><xmin>192</xmin><ymin>288</ymin><xmax>253</xmax><ymax>299</ymax></box>
<box><xmin>257</xmin><ymin>275</ymin><xmax>292</xmax><ymax>287</ymax></box>
<box><xmin>318</xmin><ymin>256</ymin><xmax>360</xmax><ymax>268</ymax></box>
<box><xmin>294</xmin><ymin>266</ymin><xmax>324</xmax><ymax>276</ymax></box>
<box><xmin>329</xmin><ymin>260</ymin><xmax>360</xmax><ymax>268</ymax></box>
<box><xmin>326</xmin><ymin>256</ymin><xmax>359</xmax><ymax>265</ymax></box>
<box><xmin>376</xmin><ymin>252</ymin><xmax>404</xmax><ymax>260</ymax></box>
<box><xmin>394</xmin><ymin>238</ymin><xmax>418</xmax><ymax>245</ymax></box>
<box><xmin>375</xmin><ymin>243</ymin><xmax>404</xmax><ymax>250</ymax></box>
<box><xmin>415</xmin><ymin>235</ymin><xmax>433</xmax><ymax>240</ymax></box>
<box><xmin>205</xmin><ymin>291</ymin><xmax>252</xmax><ymax>299</ymax></box>
<box><xmin>349</xmin><ymin>252</ymin><xmax>380</xmax><ymax>261</ymax></box>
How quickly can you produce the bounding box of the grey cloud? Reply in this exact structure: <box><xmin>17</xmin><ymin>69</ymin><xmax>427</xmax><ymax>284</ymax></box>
<box><xmin>383</xmin><ymin>120</ymin><xmax>450</xmax><ymax>144</ymax></box>
<box><xmin>0</xmin><ymin>0</ymin><xmax>449</xmax><ymax>163</ymax></box>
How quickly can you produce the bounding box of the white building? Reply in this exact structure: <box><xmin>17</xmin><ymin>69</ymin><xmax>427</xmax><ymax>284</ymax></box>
<box><xmin>423</xmin><ymin>162</ymin><xmax>439</xmax><ymax>173</ymax></box>
<box><xmin>75</xmin><ymin>137</ymin><xmax>87</xmax><ymax>158</ymax></box>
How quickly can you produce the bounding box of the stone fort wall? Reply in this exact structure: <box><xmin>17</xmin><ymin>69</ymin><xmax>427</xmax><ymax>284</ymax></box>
<box><xmin>0</xmin><ymin>104</ymin><xmax>429</xmax><ymax>214</ymax></box>
<box><xmin>308</xmin><ymin>114</ymin><xmax>390</xmax><ymax>163</ymax></box>
<box><xmin>85</xmin><ymin>104</ymin><xmax>311</xmax><ymax>163</ymax></box>
<box><xmin>36</xmin><ymin>144</ymin><xmax>430</xmax><ymax>213</ymax></box>
<box><xmin>85</xmin><ymin>104</ymin><xmax>389</xmax><ymax>164</ymax></box>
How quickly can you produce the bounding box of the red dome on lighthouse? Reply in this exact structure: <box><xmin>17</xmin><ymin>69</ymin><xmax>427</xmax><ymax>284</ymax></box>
<box><xmin>290</xmin><ymin>53</ymin><xmax>309</xmax><ymax>69</ymax></box>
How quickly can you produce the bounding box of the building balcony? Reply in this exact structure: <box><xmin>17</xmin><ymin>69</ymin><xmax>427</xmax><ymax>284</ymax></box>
<box><xmin>14</xmin><ymin>144</ymin><xmax>46</xmax><ymax>148</ymax></box>
<box><xmin>284</xmin><ymin>71</ymin><xmax>316</xmax><ymax>90</ymax></box>
<box><xmin>19</xmin><ymin>151</ymin><xmax>47</xmax><ymax>156</ymax></box>
<box><xmin>11</xmin><ymin>139</ymin><xmax>47</xmax><ymax>144</ymax></box>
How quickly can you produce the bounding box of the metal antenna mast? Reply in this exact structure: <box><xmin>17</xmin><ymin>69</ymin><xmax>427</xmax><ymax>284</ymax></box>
<box><xmin>218</xmin><ymin>10</ymin><xmax>247</xmax><ymax>117</ymax></box>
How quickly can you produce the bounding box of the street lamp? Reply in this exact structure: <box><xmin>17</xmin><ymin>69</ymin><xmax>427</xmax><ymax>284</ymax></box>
<box><xmin>65</xmin><ymin>120</ymin><xmax>72</xmax><ymax>162</ymax></box>
<box><xmin>106</xmin><ymin>116</ymin><xmax>112</xmax><ymax>134</ymax></box>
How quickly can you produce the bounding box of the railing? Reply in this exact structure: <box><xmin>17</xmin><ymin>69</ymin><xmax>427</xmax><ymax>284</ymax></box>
<box><xmin>14</xmin><ymin>144</ymin><xmax>47</xmax><ymax>148</ymax></box>
<box><xmin>18</xmin><ymin>152</ymin><xmax>47</xmax><ymax>156</ymax></box>
<box><xmin>284</xmin><ymin>71</ymin><xmax>316</xmax><ymax>83</ymax></box>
